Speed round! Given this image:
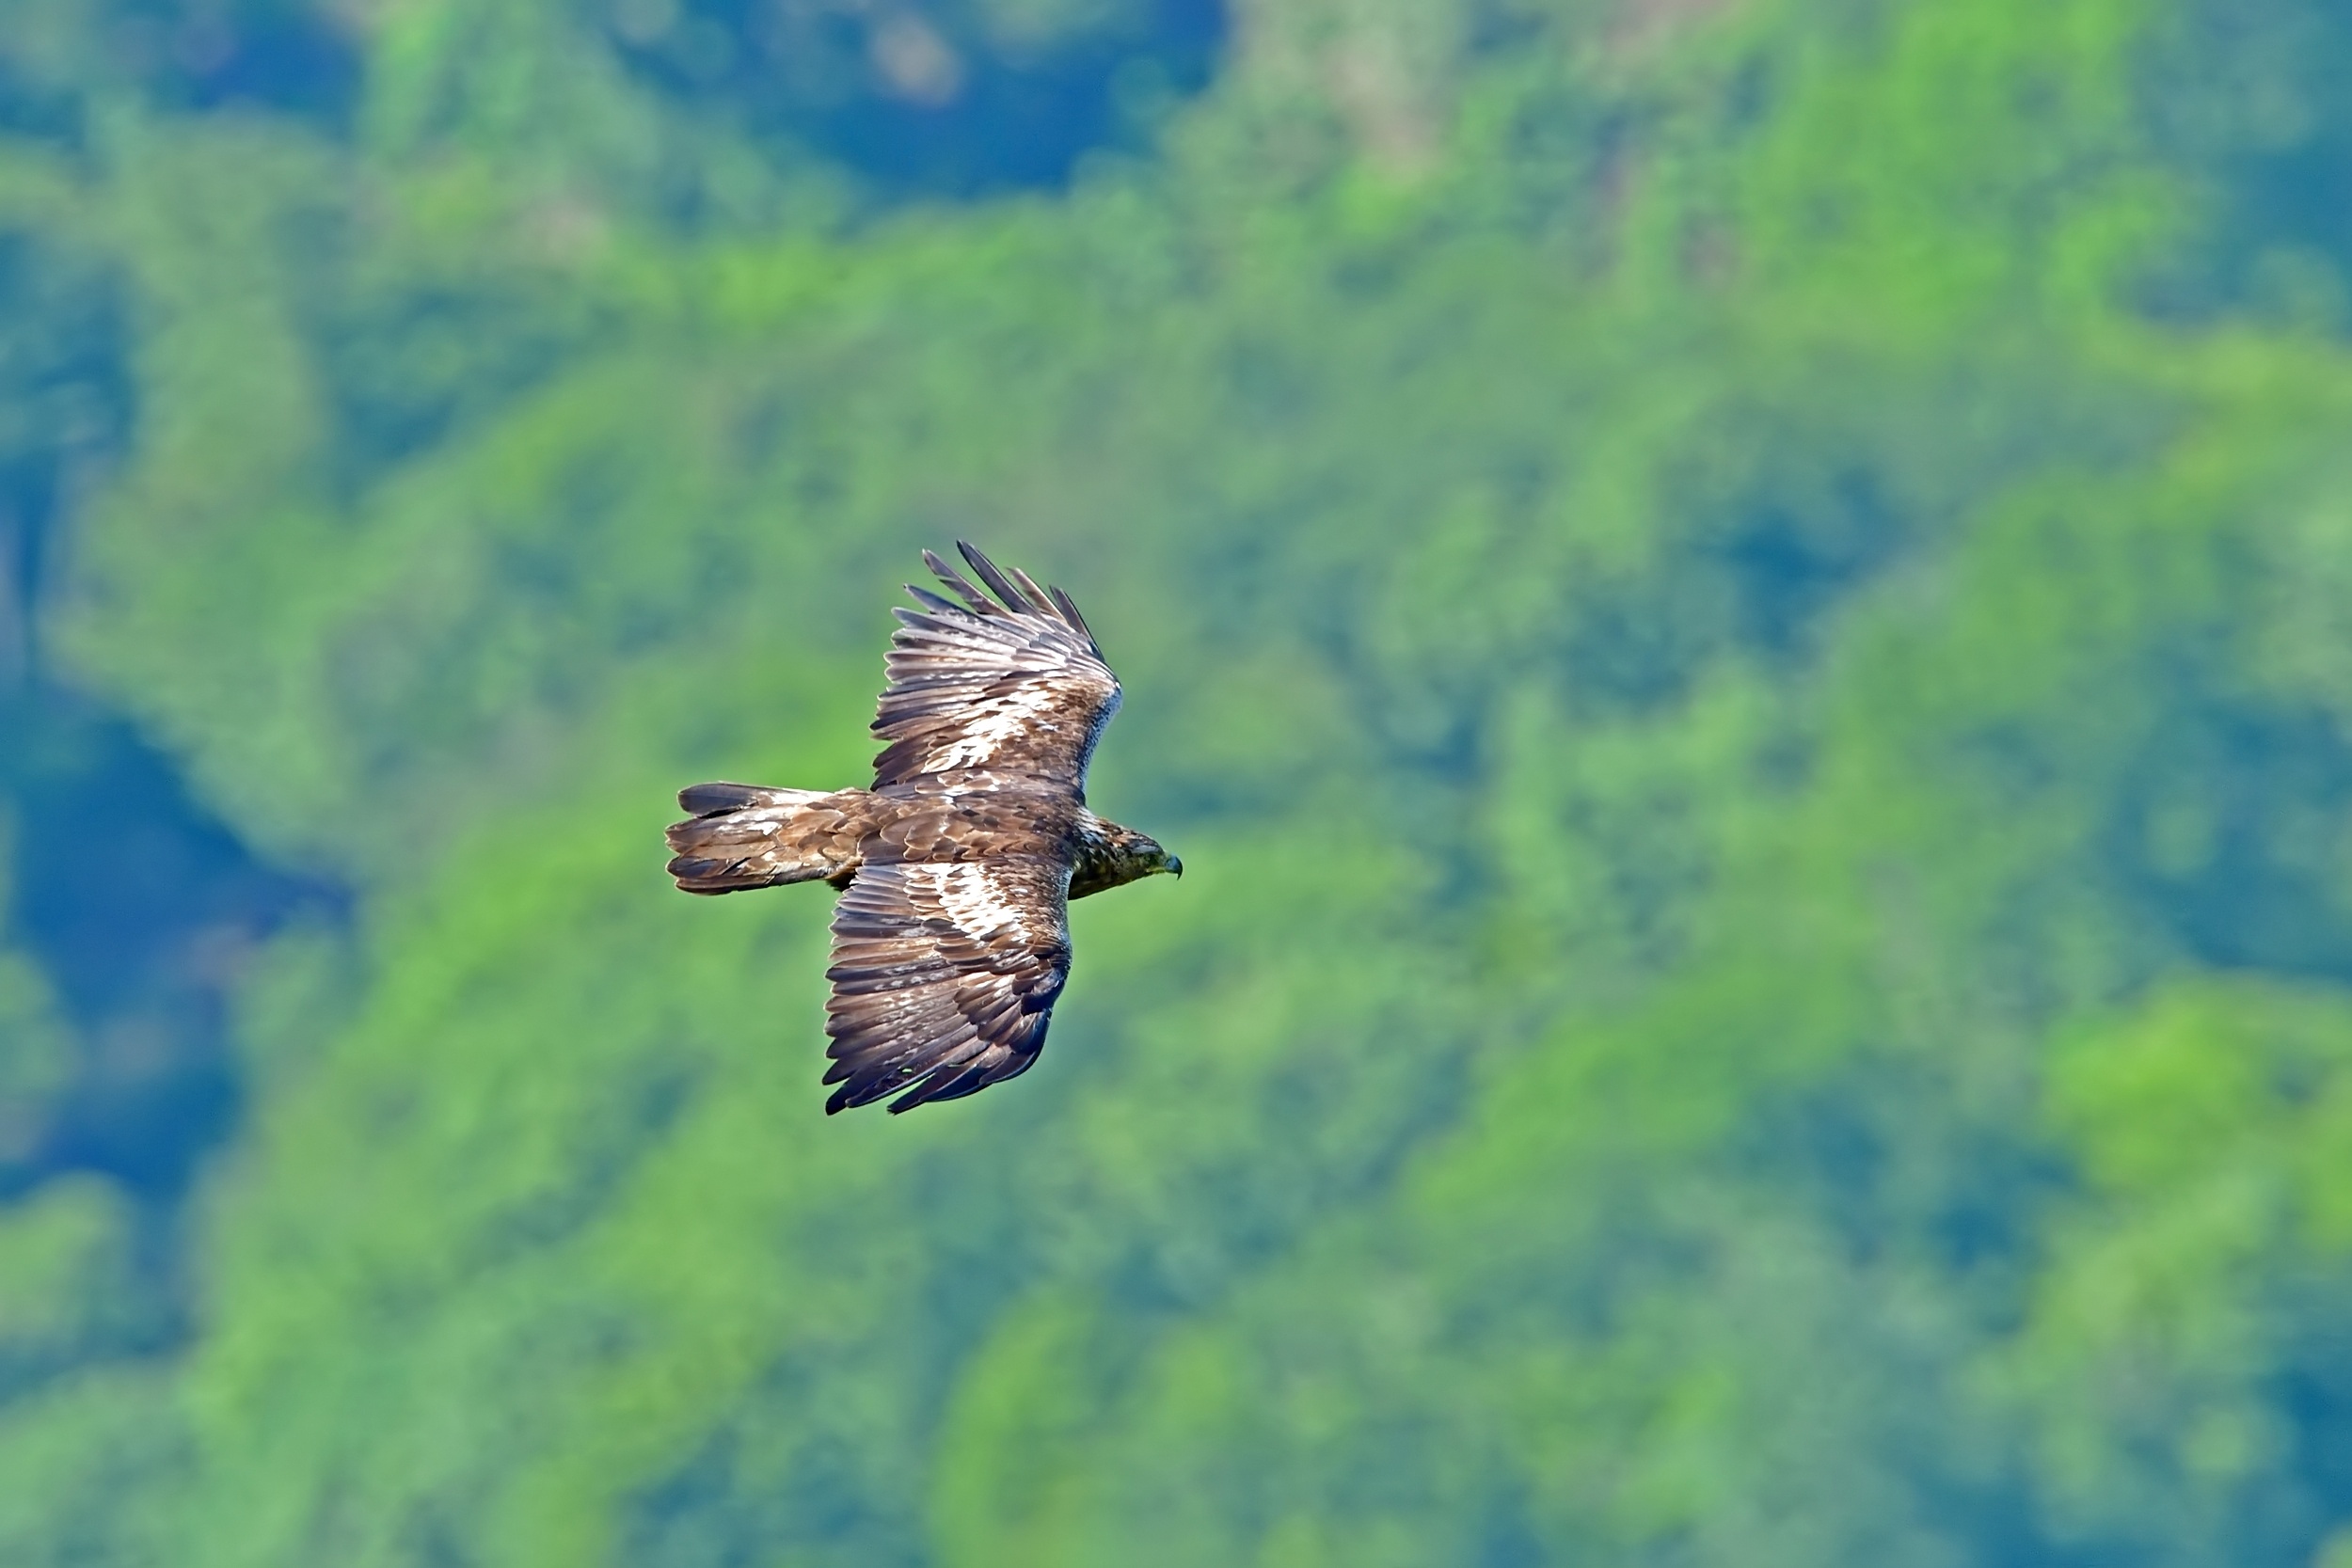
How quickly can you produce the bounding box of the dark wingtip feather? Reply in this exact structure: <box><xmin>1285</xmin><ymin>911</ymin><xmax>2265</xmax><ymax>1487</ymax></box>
<box><xmin>955</xmin><ymin>541</ymin><xmax>1033</xmax><ymax>617</ymax></box>
<box><xmin>930</xmin><ymin>542</ymin><xmax>1086</xmax><ymax>630</ymax></box>
<box><xmin>1046</xmin><ymin>584</ymin><xmax>1096</xmax><ymax>644</ymax></box>
<box><xmin>883</xmin><ymin>1056</ymin><xmax>973</xmax><ymax>1112</ymax></box>
<box><xmin>923</xmin><ymin>549</ymin><xmax>994</xmax><ymax>614</ymax></box>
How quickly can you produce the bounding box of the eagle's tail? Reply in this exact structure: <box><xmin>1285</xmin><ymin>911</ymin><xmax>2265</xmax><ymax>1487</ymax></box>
<box><xmin>665</xmin><ymin>783</ymin><xmax>868</xmax><ymax>895</ymax></box>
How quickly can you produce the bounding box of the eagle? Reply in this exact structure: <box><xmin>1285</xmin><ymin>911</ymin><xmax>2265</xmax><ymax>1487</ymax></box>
<box><xmin>665</xmin><ymin>543</ymin><xmax>1181</xmax><ymax>1114</ymax></box>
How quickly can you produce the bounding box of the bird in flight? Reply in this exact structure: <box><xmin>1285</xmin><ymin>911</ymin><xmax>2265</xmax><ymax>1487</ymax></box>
<box><xmin>666</xmin><ymin>543</ymin><xmax>1181</xmax><ymax>1114</ymax></box>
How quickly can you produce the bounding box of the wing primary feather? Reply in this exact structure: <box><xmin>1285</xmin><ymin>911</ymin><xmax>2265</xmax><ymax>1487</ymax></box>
<box><xmin>876</xmin><ymin>546</ymin><xmax>1122</xmax><ymax>785</ymax></box>
<box><xmin>888</xmin><ymin>1055</ymin><xmax>990</xmax><ymax>1112</ymax></box>
<box><xmin>956</xmin><ymin>541</ymin><xmax>1033</xmax><ymax>616</ymax></box>
<box><xmin>904</xmin><ymin>584</ymin><xmax>967</xmax><ymax>615</ymax></box>
<box><xmin>1007</xmin><ymin>566</ymin><xmax>1057</xmax><ymax>617</ymax></box>
<box><xmin>922</xmin><ymin>549</ymin><xmax>996</xmax><ymax>615</ymax></box>
<box><xmin>1046</xmin><ymin>585</ymin><xmax>1096</xmax><ymax>645</ymax></box>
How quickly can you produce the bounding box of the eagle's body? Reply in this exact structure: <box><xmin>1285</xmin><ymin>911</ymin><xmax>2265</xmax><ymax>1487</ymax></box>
<box><xmin>668</xmin><ymin>774</ymin><xmax>1168</xmax><ymax>895</ymax></box>
<box><xmin>665</xmin><ymin>544</ymin><xmax>1178</xmax><ymax>1115</ymax></box>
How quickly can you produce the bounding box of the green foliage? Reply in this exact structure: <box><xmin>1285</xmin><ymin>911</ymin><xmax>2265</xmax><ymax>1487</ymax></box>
<box><xmin>0</xmin><ymin>945</ymin><xmax>72</xmax><ymax>1180</ymax></box>
<box><xmin>6</xmin><ymin>0</ymin><xmax>2352</xmax><ymax>1562</ymax></box>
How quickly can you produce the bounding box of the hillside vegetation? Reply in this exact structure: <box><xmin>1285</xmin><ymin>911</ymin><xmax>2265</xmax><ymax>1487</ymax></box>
<box><xmin>7</xmin><ymin>0</ymin><xmax>2352</xmax><ymax>1562</ymax></box>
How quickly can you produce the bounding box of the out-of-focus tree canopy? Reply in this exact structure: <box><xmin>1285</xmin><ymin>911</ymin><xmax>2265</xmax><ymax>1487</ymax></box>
<box><xmin>7</xmin><ymin>0</ymin><xmax>2352</xmax><ymax>1562</ymax></box>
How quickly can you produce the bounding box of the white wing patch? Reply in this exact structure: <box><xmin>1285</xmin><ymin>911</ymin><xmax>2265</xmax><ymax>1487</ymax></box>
<box><xmin>926</xmin><ymin>682</ymin><xmax>1066</xmax><ymax>772</ymax></box>
<box><xmin>906</xmin><ymin>861</ymin><xmax>1031</xmax><ymax>943</ymax></box>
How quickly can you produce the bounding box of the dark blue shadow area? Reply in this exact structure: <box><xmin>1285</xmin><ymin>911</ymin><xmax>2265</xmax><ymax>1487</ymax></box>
<box><xmin>314</xmin><ymin>280</ymin><xmax>615</xmax><ymax>498</ymax></box>
<box><xmin>2135</xmin><ymin>0</ymin><xmax>2352</xmax><ymax>331</ymax></box>
<box><xmin>5</xmin><ymin>0</ymin><xmax>1217</xmax><ymax>199</ymax></box>
<box><xmin>2109</xmin><ymin>689</ymin><xmax>2352</xmax><ymax>983</ymax></box>
<box><xmin>613</xmin><ymin>0</ymin><xmax>1227</xmax><ymax>199</ymax></box>
<box><xmin>0</xmin><ymin>228</ymin><xmax>338</xmax><ymax>1208</ymax></box>
<box><xmin>2278</xmin><ymin>1312</ymin><xmax>2352</xmax><ymax>1551</ymax></box>
<box><xmin>1561</xmin><ymin>467</ymin><xmax>1914</xmax><ymax>716</ymax></box>
<box><xmin>2</xmin><ymin>689</ymin><xmax>342</xmax><ymax>1202</ymax></box>
<box><xmin>0</xmin><ymin>57</ymin><xmax>83</xmax><ymax>145</ymax></box>
<box><xmin>171</xmin><ymin>10</ymin><xmax>359</xmax><ymax>123</ymax></box>
<box><xmin>1718</xmin><ymin>475</ymin><xmax>1906</xmax><ymax>661</ymax></box>
<box><xmin>0</xmin><ymin>1</ymin><xmax>360</xmax><ymax>145</ymax></box>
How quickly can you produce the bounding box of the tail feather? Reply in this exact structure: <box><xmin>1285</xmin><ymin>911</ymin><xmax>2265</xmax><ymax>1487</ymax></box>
<box><xmin>678</xmin><ymin>781</ymin><xmax>812</xmax><ymax>816</ymax></box>
<box><xmin>666</xmin><ymin>783</ymin><xmax>867</xmax><ymax>895</ymax></box>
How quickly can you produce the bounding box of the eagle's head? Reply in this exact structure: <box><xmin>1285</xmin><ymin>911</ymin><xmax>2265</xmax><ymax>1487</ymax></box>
<box><xmin>1071</xmin><ymin>820</ymin><xmax>1182</xmax><ymax>898</ymax></box>
<box><xmin>1134</xmin><ymin>836</ymin><xmax>1184</xmax><ymax>881</ymax></box>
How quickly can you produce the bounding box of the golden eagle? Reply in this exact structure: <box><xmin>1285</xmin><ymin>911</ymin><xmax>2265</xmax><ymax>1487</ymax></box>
<box><xmin>666</xmin><ymin>543</ymin><xmax>1181</xmax><ymax>1114</ymax></box>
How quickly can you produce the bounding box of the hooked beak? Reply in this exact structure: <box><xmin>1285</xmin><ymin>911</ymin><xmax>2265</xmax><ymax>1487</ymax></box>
<box><xmin>1169</xmin><ymin>856</ymin><xmax>1184</xmax><ymax>879</ymax></box>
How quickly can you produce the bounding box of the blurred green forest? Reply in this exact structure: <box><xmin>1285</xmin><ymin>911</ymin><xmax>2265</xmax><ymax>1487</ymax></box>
<box><xmin>7</xmin><ymin>0</ymin><xmax>2352</xmax><ymax>1561</ymax></box>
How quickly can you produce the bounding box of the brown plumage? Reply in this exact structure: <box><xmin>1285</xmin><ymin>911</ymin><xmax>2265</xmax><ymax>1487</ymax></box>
<box><xmin>665</xmin><ymin>543</ymin><xmax>1181</xmax><ymax>1114</ymax></box>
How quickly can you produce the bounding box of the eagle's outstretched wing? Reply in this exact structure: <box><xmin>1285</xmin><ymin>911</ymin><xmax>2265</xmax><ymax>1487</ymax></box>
<box><xmin>821</xmin><ymin>857</ymin><xmax>1072</xmax><ymax>1114</ymax></box>
<box><xmin>871</xmin><ymin>541</ymin><xmax>1121</xmax><ymax>790</ymax></box>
